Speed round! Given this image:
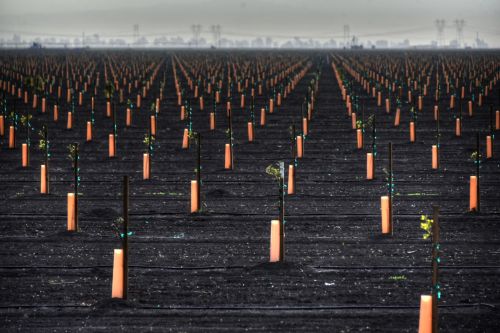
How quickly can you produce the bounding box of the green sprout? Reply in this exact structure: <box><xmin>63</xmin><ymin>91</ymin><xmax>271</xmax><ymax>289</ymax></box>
<box><xmin>188</xmin><ymin>130</ymin><xmax>196</xmax><ymax>140</ymax></box>
<box><xmin>388</xmin><ymin>275</ymin><xmax>407</xmax><ymax>281</ymax></box>
<box><xmin>20</xmin><ymin>114</ymin><xmax>32</xmax><ymax>127</ymax></box>
<box><xmin>111</xmin><ymin>217</ymin><xmax>133</xmax><ymax>239</ymax></box>
<box><xmin>104</xmin><ymin>81</ymin><xmax>115</xmax><ymax>99</ymax></box>
<box><xmin>365</xmin><ymin>114</ymin><xmax>375</xmax><ymax>128</ymax></box>
<box><xmin>265</xmin><ymin>163</ymin><xmax>281</xmax><ymax>181</ymax></box>
<box><xmin>143</xmin><ymin>133</ymin><xmax>155</xmax><ymax>147</ymax></box>
<box><xmin>67</xmin><ymin>144</ymin><xmax>78</xmax><ymax>163</ymax></box>
<box><xmin>470</xmin><ymin>151</ymin><xmax>481</xmax><ymax>162</ymax></box>
<box><xmin>420</xmin><ymin>214</ymin><xmax>434</xmax><ymax>240</ymax></box>
<box><xmin>34</xmin><ymin>75</ymin><xmax>45</xmax><ymax>94</ymax></box>
<box><xmin>38</xmin><ymin>130</ymin><xmax>47</xmax><ymax>151</ymax></box>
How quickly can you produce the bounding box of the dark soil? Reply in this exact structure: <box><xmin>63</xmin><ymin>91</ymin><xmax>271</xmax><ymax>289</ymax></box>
<box><xmin>0</xmin><ymin>50</ymin><xmax>499</xmax><ymax>332</ymax></box>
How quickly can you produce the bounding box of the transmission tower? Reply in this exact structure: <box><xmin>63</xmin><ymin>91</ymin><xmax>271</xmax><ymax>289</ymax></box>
<box><xmin>454</xmin><ymin>19</ymin><xmax>465</xmax><ymax>48</ymax></box>
<box><xmin>191</xmin><ymin>24</ymin><xmax>202</xmax><ymax>47</ymax></box>
<box><xmin>133</xmin><ymin>24</ymin><xmax>139</xmax><ymax>45</ymax></box>
<box><xmin>210</xmin><ymin>24</ymin><xmax>221</xmax><ymax>48</ymax></box>
<box><xmin>435</xmin><ymin>19</ymin><xmax>446</xmax><ymax>48</ymax></box>
<box><xmin>343</xmin><ymin>25</ymin><xmax>350</xmax><ymax>48</ymax></box>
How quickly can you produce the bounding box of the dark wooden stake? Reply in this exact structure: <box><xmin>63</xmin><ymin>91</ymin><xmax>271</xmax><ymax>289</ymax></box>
<box><xmin>370</xmin><ymin>115</ymin><xmax>377</xmax><ymax>178</ymax></box>
<box><xmin>228</xmin><ymin>106</ymin><xmax>233</xmax><ymax>169</ymax></box>
<box><xmin>11</xmin><ymin>100</ymin><xmax>17</xmax><ymax>148</ymax></box>
<box><xmin>122</xmin><ymin>175</ymin><xmax>129</xmax><ymax>299</ymax></box>
<box><xmin>490</xmin><ymin>104</ymin><xmax>494</xmax><ymax>135</ymax></box>
<box><xmin>26</xmin><ymin>106</ymin><xmax>31</xmax><ymax>166</ymax></box>
<box><xmin>74</xmin><ymin>143</ymin><xmax>79</xmax><ymax>231</ymax></box>
<box><xmin>148</xmin><ymin>129</ymin><xmax>152</xmax><ymax>176</ymax></box>
<box><xmin>113</xmin><ymin>101</ymin><xmax>117</xmax><ymax>154</ymax></box>
<box><xmin>476</xmin><ymin>132</ymin><xmax>480</xmax><ymax>212</ymax></box>
<box><xmin>278</xmin><ymin>162</ymin><xmax>285</xmax><ymax>262</ymax></box>
<box><xmin>361</xmin><ymin>103</ymin><xmax>365</xmax><ymax>144</ymax></box>
<box><xmin>91</xmin><ymin>94</ymin><xmax>95</xmax><ymax>124</ymax></box>
<box><xmin>388</xmin><ymin>142</ymin><xmax>393</xmax><ymax>235</ymax></box>
<box><xmin>196</xmin><ymin>132</ymin><xmax>201</xmax><ymax>208</ymax></box>
<box><xmin>431</xmin><ymin>205</ymin><xmax>440</xmax><ymax>333</ymax></box>
<box><xmin>44</xmin><ymin>125</ymin><xmax>49</xmax><ymax>194</ymax></box>
<box><xmin>436</xmin><ymin>107</ymin><xmax>440</xmax><ymax>169</ymax></box>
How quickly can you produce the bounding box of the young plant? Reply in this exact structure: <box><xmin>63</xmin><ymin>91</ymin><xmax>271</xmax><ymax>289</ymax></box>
<box><xmin>90</xmin><ymin>94</ymin><xmax>96</xmax><ymax>125</ymax></box>
<box><xmin>9</xmin><ymin>101</ymin><xmax>19</xmax><ymax>132</ymax></box>
<box><xmin>110</xmin><ymin>176</ymin><xmax>133</xmax><ymax>298</ymax></box>
<box><xmin>67</xmin><ymin>143</ymin><xmax>80</xmax><ymax>230</ymax></box>
<box><xmin>420</xmin><ymin>214</ymin><xmax>434</xmax><ymax>240</ymax></box>
<box><xmin>112</xmin><ymin>101</ymin><xmax>117</xmax><ymax>139</ymax></box>
<box><xmin>38</xmin><ymin>125</ymin><xmax>50</xmax><ymax>191</ymax></box>
<box><xmin>104</xmin><ymin>81</ymin><xmax>115</xmax><ymax>101</ymax></box>
<box><xmin>1</xmin><ymin>91</ymin><xmax>7</xmax><ymax>125</ymax></box>
<box><xmin>20</xmin><ymin>112</ymin><xmax>33</xmax><ymax>165</ymax></box>
<box><xmin>189</xmin><ymin>131</ymin><xmax>201</xmax><ymax>210</ymax></box>
<box><xmin>436</xmin><ymin>107</ymin><xmax>441</xmax><ymax>148</ymax></box>
<box><xmin>409</xmin><ymin>104</ymin><xmax>417</xmax><ymax>123</ymax></box>
<box><xmin>421</xmin><ymin>206</ymin><xmax>441</xmax><ymax>332</ymax></box>
<box><xmin>289</xmin><ymin>123</ymin><xmax>297</xmax><ymax>166</ymax></box>
<box><xmin>470</xmin><ymin>133</ymin><xmax>483</xmax><ymax>212</ymax></box>
<box><xmin>143</xmin><ymin>131</ymin><xmax>155</xmax><ymax>156</ymax></box>
<box><xmin>366</xmin><ymin>114</ymin><xmax>377</xmax><ymax>157</ymax></box>
<box><xmin>226</xmin><ymin>103</ymin><xmax>234</xmax><ymax>165</ymax></box>
<box><xmin>150</xmin><ymin>101</ymin><xmax>158</xmax><ymax>118</ymax></box>
<box><xmin>112</xmin><ymin>217</ymin><xmax>133</xmax><ymax>240</ymax></box>
<box><xmin>33</xmin><ymin>75</ymin><xmax>45</xmax><ymax>112</ymax></box>
<box><xmin>249</xmin><ymin>94</ymin><xmax>255</xmax><ymax>130</ymax></box>
<box><xmin>266</xmin><ymin>163</ymin><xmax>285</xmax><ymax>218</ymax></box>
<box><xmin>265</xmin><ymin>161</ymin><xmax>286</xmax><ymax>261</ymax></box>
<box><xmin>381</xmin><ymin>142</ymin><xmax>394</xmax><ymax>234</ymax></box>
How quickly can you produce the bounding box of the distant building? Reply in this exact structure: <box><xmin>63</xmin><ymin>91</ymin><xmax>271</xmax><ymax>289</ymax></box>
<box><xmin>30</xmin><ymin>42</ymin><xmax>42</xmax><ymax>49</ymax></box>
<box><xmin>475</xmin><ymin>33</ymin><xmax>488</xmax><ymax>48</ymax></box>
<box><xmin>375</xmin><ymin>40</ymin><xmax>389</xmax><ymax>48</ymax></box>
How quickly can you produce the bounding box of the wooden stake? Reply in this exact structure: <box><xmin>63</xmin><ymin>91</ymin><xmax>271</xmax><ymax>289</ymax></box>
<box><xmin>196</xmin><ymin>132</ymin><xmax>201</xmax><ymax>208</ymax></box>
<box><xmin>74</xmin><ymin>143</ymin><xmax>79</xmax><ymax>231</ymax></box>
<box><xmin>122</xmin><ymin>175</ymin><xmax>129</xmax><ymax>299</ymax></box>
<box><xmin>431</xmin><ymin>206</ymin><xmax>440</xmax><ymax>333</ymax></box>
<box><xmin>387</xmin><ymin>142</ymin><xmax>393</xmax><ymax>235</ymax></box>
<box><xmin>476</xmin><ymin>133</ymin><xmax>480</xmax><ymax>212</ymax></box>
<box><xmin>278</xmin><ymin>162</ymin><xmax>285</xmax><ymax>262</ymax></box>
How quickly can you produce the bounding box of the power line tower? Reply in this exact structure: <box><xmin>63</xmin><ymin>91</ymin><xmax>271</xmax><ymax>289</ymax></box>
<box><xmin>435</xmin><ymin>19</ymin><xmax>446</xmax><ymax>48</ymax></box>
<box><xmin>454</xmin><ymin>19</ymin><xmax>465</xmax><ymax>48</ymax></box>
<box><xmin>191</xmin><ymin>24</ymin><xmax>202</xmax><ymax>47</ymax></box>
<box><xmin>133</xmin><ymin>24</ymin><xmax>139</xmax><ymax>44</ymax></box>
<box><xmin>210</xmin><ymin>24</ymin><xmax>221</xmax><ymax>47</ymax></box>
<box><xmin>343</xmin><ymin>24</ymin><xmax>350</xmax><ymax>49</ymax></box>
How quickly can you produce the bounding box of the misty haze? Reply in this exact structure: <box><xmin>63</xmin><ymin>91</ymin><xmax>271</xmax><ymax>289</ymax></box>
<box><xmin>0</xmin><ymin>0</ymin><xmax>499</xmax><ymax>48</ymax></box>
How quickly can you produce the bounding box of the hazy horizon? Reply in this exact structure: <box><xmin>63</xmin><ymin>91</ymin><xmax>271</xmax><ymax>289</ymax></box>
<box><xmin>0</xmin><ymin>0</ymin><xmax>499</xmax><ymax>48</ymax></box>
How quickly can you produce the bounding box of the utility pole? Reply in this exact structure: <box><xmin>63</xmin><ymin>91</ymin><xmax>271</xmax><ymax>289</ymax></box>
<box><xmin>210</xmin><ymin>25</ymin><xmax>221</xmax><ymax>48</ymax></box>
<box><xmin>191</xmin><ymin>24</ymin><xmax>202</xmax><ymax>47</ymax></box>
<box><xmin>343</xmin><ymin>24</ymin><xmax>350</xmax><ymax>49</ymax></box>
<box><xmin>216</xmin><ymin>25</ymin><xmax>221</xmax><ymax>48</ymax></box>
<box><xmin>435</xmin><ymin>19</ymin><xmax>446</xmax><ymax>48</ymax></box>
<box><xmin>454</xmin><ymin>19</ymin><xmax>465</xmax><ymax>48</ymax></box>
<box><xmin>133</xmin><ymin>24</ymin><xmax>139</xmax><ymax>45</ymax></box>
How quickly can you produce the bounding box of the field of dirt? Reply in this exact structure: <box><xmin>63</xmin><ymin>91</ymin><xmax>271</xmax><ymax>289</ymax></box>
<box><xmin>0</xmin><ymin>50</ymin><xmax>499</xmax><ymax>332</ymax></box>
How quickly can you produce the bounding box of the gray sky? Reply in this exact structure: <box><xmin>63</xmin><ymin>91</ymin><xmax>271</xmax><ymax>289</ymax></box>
<box><xmin>0</xmin><ymin>0</ymin><xmax>499</xmax><ymax>46</ymax></box>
